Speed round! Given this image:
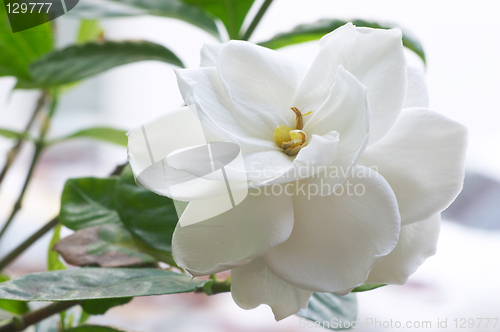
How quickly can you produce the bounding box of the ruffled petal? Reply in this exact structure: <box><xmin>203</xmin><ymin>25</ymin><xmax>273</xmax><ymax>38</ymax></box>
<box><xmin>404</xmin><ymin>66</ymin><xmax>429</xmax><ymax>108</ymax></box>
<box><xmin>262</xmin><ymin>166</ymin><xmax>401</xmax><ymax>292</ymax></box>
<box><xmin>367</xmin><ymin>214</ymin><xmax>440</xmax><ymax>285</ymax></box>
<box><xmin>175</xmin><ymin>67</ymin><xmax>276</xmax><ymax>152</ymax></box>
<box><xmin>359</xmin><ymin>108</ymin><xmax>468</xmax><ymax>224</ymax></box>
<box><xmin>294</xmin><ymin>22</ymin><xmax>407</xmax><ymax>144</ymax></box>
<box><xmin>231</xmin><ymin>258</ymin><xmax>312</xmax><ymax>321</ymax></box>
<box><xmin>217</xmin><ymin>41</ymin><xmax>307</xmax><ymax>139</ymax></box>
<box><xmin>172</xmin><ymin>189</ymin><xmax>294</xmax><ymax>276</ymax></box>
<box><xmin>302</xmin><ymin>66</ymin><xmax>369</xmax><ymax>195</ymax></box>
<box><xmin>200</xmin><ymin>43</ymin><xmax>224</xmax><ymax>67</ymax></box>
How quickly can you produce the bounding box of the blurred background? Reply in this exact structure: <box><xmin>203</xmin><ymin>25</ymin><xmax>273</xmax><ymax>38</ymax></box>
<box><xmin>1</xmin><ymin>0</ymin><xmax>499</xmax><ymax>331</ymax></box>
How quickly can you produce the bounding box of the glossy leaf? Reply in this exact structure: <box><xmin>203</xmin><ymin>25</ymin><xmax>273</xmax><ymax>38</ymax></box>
<box><xmin>29</xmin><ymin>40</ymin><xmax>184</xmax><ymax>87</ymax></box>
<box><xmin>115</xmin><ymin>166</ymin><xmax>178</xmax><ymax>253</ymax></box>
<box><xmin>80</xmin><ymin>297</ymin><xmax>132</xmax><ymax>315</ymax></box>
<box><xmin>69</xmin><ymin>0</ymin><xmax>220</xmax><ymax>39</ymax></box>
<box><xmin>0</xmin><ymin>268</ymin><xmax>206</xmax><ymax>301</ymax></box>
<box><xmin>259</xmin><ymin>19</ymin><xmax>426</xmax><ymax>64</ymax></box>
<box><xmin>297</xmin><ymin>293</ymin><xmax>357</xmax><ymax>330</ymax></box>
<box><xmin>0</xmin><ymin>3</ymin><xmax>53</xmax><ymax>81</ymax></box>
<box><xmin>77</xmin><ymin>20</ymin><xmax>104</xmax><ymax>44</ymax></box>
<box><xmin>48</xmin><ymin>223</ymin><xmax>66</xmax><ymax>271</ymax></box>
<box><xmin>0</xmin><ymin>275</ymin><xmax>29</xmax><ymax>315</ymax></box>
<box><xmin>66</xmin><ymin>326</ymin><xmax>127</xmax><ymax>332</ymax></box>
<box><xmin>182</xmin><ymin>0</ymin><xmax>255</xmax><ymax>39</ymax></box>
<box><xmin>53</xmin><ymin>224</ymin><xmax>158</xmax><ymax>267</ymax></box>
<box><xmin>351</xmin><ymin>283</ymin><xmax>386</xmax><ymax>292</ymax></box>
<box><xmin>59</xmin><ymin>177</ymin><xmax>121</xmax><ymax>230</ymax></box>
<box><xmin>49</xmin><ymin>127</ymin><xmax>128</xmax><ymax>147</ymax></box>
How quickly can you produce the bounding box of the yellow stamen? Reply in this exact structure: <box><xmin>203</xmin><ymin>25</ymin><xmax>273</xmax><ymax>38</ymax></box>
<box><xmin>273</xmin><ymin>108</ymin><xmax>311</xmax><ymax>157</ymax></box>
<box><xmin>274</xmin><ymin>125</ymin><xmax>293</xmax><ymax>145</ymax></box>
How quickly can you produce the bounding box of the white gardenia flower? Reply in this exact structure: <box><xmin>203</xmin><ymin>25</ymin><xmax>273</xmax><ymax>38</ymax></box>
<box><xmin>127</xmin><ymin>23</ymin><xmax>468</xmax><ymax>320</ymax></box>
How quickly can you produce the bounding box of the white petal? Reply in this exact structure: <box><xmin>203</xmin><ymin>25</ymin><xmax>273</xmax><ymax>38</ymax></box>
<box><xmin>200</xmin><ymin>43</ymin><xmax>224</xmax><ymax>67</ymax></box>
<box><xmin>294</xmin><ymin>23</ymin><xmax>407</xmax><ymax>144</ymax></box>
<box><xmin>175</xmin><ymin>67</ymin><xmax>276</xmax><ymax>152</ymax></box>
<box><xmin>217</xmin><ymin>41</ymin><xmax>308</xmax><ymax>138</ymax></box>
<box><xmin>172</xmin><ymin>190</ymin><xmax>294</xmax><ymax>276</ymax></box>
<box><xmin>302</xmin><ymin>66</ymin><xmax>370</xmax><ymax>195</ymax></box>
<box><xmin>250</xmin><ymin>131</ymin><xmax>340</xmax><ymax>184</ymax></box>
<box><xmin>404</xmin><ymin>66</ymin><xmax>429</xmax><ymax>108</ymax></box>
<box><xmin>359</xmin><ymin>108</ymin><xmax>468</xmax><ymax>224</ymax></box>
<box><xmin>262</xmin><ymin>166</ymin><xmax>401</xmax><ymax>293</ymax></box>
<box><xmin>367</xmin><ymin>214</ymin><xmax>440</xmax><ymax>285</ymax></box>
<box><xmin>127</xmin><ymin>106</ymin><xmax>207</xmax><ymax>197</ymax></box>
<box><xmin>231</xmin><ymin>258</ymin><xmax>312</xmax><ymax>321</ymax></box>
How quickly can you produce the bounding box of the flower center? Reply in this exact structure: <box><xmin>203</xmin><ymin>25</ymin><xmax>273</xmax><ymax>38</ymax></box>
<box><xmin>274</xmin><ymin>107</ymin><xmax>312</xmax><ymax>156</ymax></box>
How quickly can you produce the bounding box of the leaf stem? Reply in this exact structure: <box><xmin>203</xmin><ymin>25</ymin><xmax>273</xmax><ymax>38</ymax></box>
<box><xmin>0</xmin><ymin>301</ymin><xmax>79</xmax><ymax>332</ymax></box>
<box><xmin>241</xmin><ymin>0</ymin><xmax>273</xmax><ymax>41</ymax></box>
<box><xmin>0</xmin><ymin>91</ymin><xmax>47</xmax><ymax>187</ymax></box>
<box><xmin>0</xmin><ymin>216</ymin><xmax>59</xmax><ymax>271</ymax></box>
<box><xmin>0</xmin><ymin>91</ymin><xmax>59</xmax><ymax>241</ymax></box>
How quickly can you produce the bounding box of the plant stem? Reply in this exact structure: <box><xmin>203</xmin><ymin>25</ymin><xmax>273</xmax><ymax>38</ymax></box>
<box><xmin>241</xmin><ymin>0</ymin><xmax>273</xmax><ymax>41</ymax></box>
<box><xmin>197</xmin><ymin>275</ymin><xmax>231</xmax><ymax>295</ymax></box>
<box><xmin>0</xmin><ymin>163</ymin><xmax>127</xmax><ymax>271</ymax></box>
<box><xmin>0</xmin><ymin>91</ymin><xmax>47</xmax><ymax>187</ymax></box>
<box><xmin>0</xmin><ymin>301</ymin><xmax>79</xmax><ymax>332</ymax></box>
<box><xmin>0</xmin><ymin>92</ymin><xmax>59</xmax><ymax>241</ymax></box>
<box><xmin>0</xmin><ymin>216</ymin><xmax>59</xmax><ymax>271</ymax></box>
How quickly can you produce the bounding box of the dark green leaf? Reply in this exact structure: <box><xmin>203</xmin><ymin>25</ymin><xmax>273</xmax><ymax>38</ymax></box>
<box><xmin>80</xmin><ymin>297</ymin><xmax>132</xmax><ymax>315</ymax></box>
<box><xmin>77</xmin><ymin>20</ymin><xmax>104</xmax><ymax>44</ymax></box>
<box><xmin>69</xmin><ymin>0</ymin><xmax>220</xmax><ymax>40</ymax></box>
<box><xmin>53</xmin><ymin>224</ymin><xmax>158</xmax><ymax>267</ymax></box>
<box><xmin>0</xmin><ymin>274</ymin><xmax>29</xmax><ymax>315</ymax></box>
<box><xmin>66</xmin><ymin>325</ymin><xmax>127</xmax><ymax>332</ymax></box>
<box><xmin>29</xmin><ymin>40</ymin><xmax>184</xmax><ymax>87</ymax></box>
<box><xmin>297</xmin><ymin>293</ymin><xmax>357</xmax><ymax>330</ymax></box>
<box><xmin>59</xmin><ymin>178</ymin><xmax>121</xmax><ymax>230</ymax></box>
<box><xmin>258</xmin><ymin>19</ymin><xmax>426</xmax><ymax>64</ymax></box>
<box><xmin>351</xmin><ymin>283</ymin><xmax>386</xmax><ymax>292</ymax></box>
<box><xmin>50</xmin><ymin>127</ymin><xmax>128</xmax><ymax>147</ymax></box>
<box><xmin>0</xmin><ymin>128</ymin><xmax>22</xmax><ymax>140</ymax></box>
<box><xmin>0</xmin><ymin>3</ymin><xmax>53</xmax><ymax>81</ymax></box>
<box><xmin>182</xmin><ymin>0</ymin><xmax>255</xmax><ymax>39</ymax></box>
<box><xmin>0</xmin><ymin>268</ymin><xmax>206</xmax><ymax>301</ymax></box>
<box><xmin>48</xmin><ymin>223</ymin><xmax>66</xmax><ymax>271</ymax></box>
<box><xmin>115</xmin><ymin>165</ymin><xmax>178</xmax><ymax>253</ymax></box>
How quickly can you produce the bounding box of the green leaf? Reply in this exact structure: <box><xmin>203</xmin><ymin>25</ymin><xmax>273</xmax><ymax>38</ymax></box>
<box><xmin>29</xmin><ymin>40</ymin><xmax>184</xmax><ymax>87</ymax></box>
<box><xmin>115</xmin><ymin>165</ymin><xmax>178</xmax><ymax>253</ymax></box>
<box><xmin>258</xmin><ymin>19</ymin><xmax>426</xmax><ymax>64</ymax></box>
<box><xmin>80</xmin><ymin>297</ymin><xmax>132</xmax><ymax>315</ymax></box>
<box><xmin>0</xmin><ymin>2</ymin><xmax>54</xmax><ymax>81</ymax></box>
<box><xmin>182</xmin><ymin>0</ymin><xmax>255</xmax><ymax>39</ymax></box>
<box><xmin>0</xmin><ymin>268</ymin><xmax>206</xmax><ymax>301</ymax></box>
<box><xmin>351</xmin><ymin>283</ymin><xmax>386</xmax><ymax>292</ymax></box>
<box><xmin>77</xmin><ymin>20</ymin><xmax>104</xmax><ymax>44</ymax></box>
<box><xmin>0</xmin><ymin>274</ymin><xmax>29</xmax><ymax>315</ymax></box>
<box><xmin>53</xmin><ymin>224</ymin><xmax>159</xmax><ymax>267</ymax></box>
<box><xmin>50</xmin><ymin>127</ymin><xmax>128</xmax><ymax>147</ymax></box>
<box><xmin>69</xmin><ymin>0</ymin><xmax>220</xmax><ymax>40</ymax></box>
<box><xmin>0</xmin><ymin>128</ymin><xmax>22</xmax><ymax>140</ymax></box>
<box><xmin>48</xmin><ymin>223</ymin><xmax>66</xmax><ymax>271</ymax></box>
<box><xmin>60</xmin><ymin>178</ymin><xmax>122</xmax><ymax>230</ymax></box>
<box><xmin>66</xmin><ymin>325</ymin><xmax>127</xmax><ymax>332</ymax></box>
<box><xmin>297</xmin><ymin>293</ymin><xmax>357</xmax><ymax>330</ymax></box>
